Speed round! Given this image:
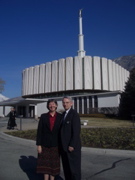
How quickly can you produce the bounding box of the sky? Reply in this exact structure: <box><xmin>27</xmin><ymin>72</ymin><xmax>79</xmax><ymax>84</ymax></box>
<box><xmin>0</xmin><ymin>0</ymin><xmax>135</xmax><ymax>98</ymax></box>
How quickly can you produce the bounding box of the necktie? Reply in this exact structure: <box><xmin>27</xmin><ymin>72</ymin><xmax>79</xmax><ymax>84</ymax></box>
<box><xmin>62</xmin><ymin>111</ymin><xmax>67</xmax><ymax>124</ymax></box>
<box><xmin>64</xmin><ymin>111</ymin><xmax>67</xmax><ymax>119</ymax></box>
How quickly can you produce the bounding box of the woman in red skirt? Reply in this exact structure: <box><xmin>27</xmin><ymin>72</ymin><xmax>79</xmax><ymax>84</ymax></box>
<box><xmin>36</xmin><ymin>99</ymin><xmax>62</xmax><ymax>180</ymax></box>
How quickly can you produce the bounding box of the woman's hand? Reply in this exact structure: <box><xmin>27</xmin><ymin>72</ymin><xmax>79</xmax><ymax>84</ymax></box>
<box><xmin>37</xmin><ymin>146</ymin><xmax>42</xmax><ymax>154</ymax></box>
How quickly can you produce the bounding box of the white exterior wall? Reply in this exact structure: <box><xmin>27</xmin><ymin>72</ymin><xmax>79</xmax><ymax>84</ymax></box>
<box><xmin>25</xmin><ymin>68</ymin><xmax>29</xmax><ymax>95</ymax></box>
<box><xmin>58</xmin><ymin>58</ymin><xmax>65</xmax><ymax>91</ymax></box>
<box><xmin>108</xmin><ymin>59</ymin><xmax>113</xmax><ymax>91</ymax></box>
<box><xmin>0</xmin><ymin>106</ymin><xmax>11</xmax><ymax>117</ymax></box>
<box><xmin>66</xmin><ymin>57</ymin><xmax>73</xmax><ymax>90</ymax></box>
<box><xmin>112</xmin><ymin>61</ymin><xmax>117</xmax><ymax>91</ymax></box>
<box><xmin>37</xmin><ymin>100</ymin><xmax>64</xmax><ymax>117</ymax></box>
<box><xmin>36</xmin><ymin>92</ymin><xmax>121</xmax><ymax>116</ymax></box>
<box><xmin>93</xmin><ymin>56</ymin><xmax>101</xmax><ymax>90</ymax></box>
<box><xmin>74</xmin><ymin>56</ymin><xmax>83</xmax><ymax>89</ymax></box>
<box><xmin>37</xmin><ymin>102</ymin><xmax>47</xmax><ymax>116</ymax></box>
<box><xmin>22</xmin><ymin>70</ymin><xmax>25</xmax><ymax>96</ymax></box>
<box><xmin>28</xmin><ymin>67</ymin><xmax>34</xmax><ymax>95</ymax></box>
<box><xmin>52</xmin><ymin>60</ymin><xmax>58</xmax><ymax>92</ymax></box>
<box><xmin>84</xmin><ymin>56</ymin><xmax>93</xmax><ymax>89</ymax></box>
<box><xmin>101</xmin><ymin>57</ymin><xmax>108</xmax><ymax>90</ymax></box>
<box><xmin>45</xmin><ymin>62</ymin><xmax>52</xmax><ymax>93</ymax></box>
<box><xmin>115</xmin><ymin>63</ymin><xmax>119</xmax><ymax>90</ymax></box>
<box><xmin>119</xmin><ymin>66</ymin><xmax>122</xmax><ymax>91</ymax></box>
<box><xmin>33</xmin><ymin>65</ymin><xmax>39</xmax><ymax>94</ymax></box>
<box><xmin>121</xmin><ymin>68</ymin><xmax>124</xmax><ymax>91</ymax></box>
<box><xmin>123</xmin><ymin>69</ymin><xmax>127</xmax><ymax>89</ymax></box>
<box><xmin>98</xmin><ymin>94</ymin><xmax>120</xmax><ymax>107</ymax></box>
<box><xmin>39</xmin><ymin>64</ymin><xmax>45</xmax><ymax>94</ymax></box>
<box><xmin>22</xmin><ymin>56</ymin><xmax>129</xmax><ymax>96</ymax></box>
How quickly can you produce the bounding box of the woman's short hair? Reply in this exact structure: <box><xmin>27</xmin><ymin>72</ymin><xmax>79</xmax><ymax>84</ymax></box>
<box><xmin>47</xmin><ymin>99</ymin><xmax>58</xmax><ymax>110</ymax></box>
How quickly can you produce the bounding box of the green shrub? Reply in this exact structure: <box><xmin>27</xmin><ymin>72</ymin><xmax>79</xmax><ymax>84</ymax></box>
<box><xmin>81</xmin><ymin>128</ymin><xmax>135</xmax><ymax>150</ymax></box>
<box><xmin>6</xmin><ymin>128</ymin><xmax>135</xmax><ymax>150</ymax></box>
<box><xmin>6</xmin><ymin>129</ymin><xmax>37</xmax><ymax>141</ymax></box>
<box><xmin>79</xmin><ymin>114</ymin><xmax>106</xmax><ymax>118</ymax></box>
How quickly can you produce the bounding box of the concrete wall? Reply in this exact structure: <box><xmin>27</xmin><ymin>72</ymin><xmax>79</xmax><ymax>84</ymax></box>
<box><xmin>93</xmin><ymin>56</ymin><xmax>101</xmax><ymax>90</ymax></box>
<box><xmin>45</xmin><ymin>62</ymin><xmax>51</xmax><ymax>93</ymax></box>
<box><xmin>108</xmin><ymin>59</ymin><xmax>113</xmax><ymax>91</ymax></box>
<box><xmin>39</xmin><ymin>64</ymin><xmax>45</xmax><ymax>94</ymax></box>
<box><xmin>58</xmin><ymin>58</ymin><xmax>65</xmax><ymax>91</ymax></box>
<box><xmin>36</xmin><ymin>92</ymin><xmax>121</xmax><ymax>117</ymax></box>
<box><xmin>66</xmin><ymin>57</ymin><xmax>73</xmax><ymax>90</ymax></box>
<box><xmin>52</xmin><ymin>60</ymin><xmax>58</xmax><ymax>92</ymax></box>
<box><xmin>28</xmin><ymin>67</ymin><xmax>34</xmax><ymax>95</ymax></box>
<box><xmin>101</xmin><ymin>57</ymin><xmax>108</xmax><ymax>90</ymax></box>
<box><xmin>84</xmin><ymin>56</ymin><xmax>93</xmax><ymax>89</ymax></box>
<box><xmin>74</xmin><ymin>56</ymin><xmax>83</xmax><ymax>89</ymax></box>
<box><xmin>0</xmin><ymin>106</ymin><xmax>11</xmax><ymax>117</ymax></box>
<box><xmin>22</xmin><ymin>56</ymin><xmax>130</xmax><ymax>96</ymax></box>
<box><xmin>37</xmin><ymin>100</ymin><xmax>64</xmax><ymax>117</ymax></box>
<box><xmin>33</xmin><ymin>65</ymin><xmax>39</xmax><ymax>94</ymax></box>
<box><xmin>98</xmin><ymin>94</ymin><xmax>121</xmax><ymax>107</ymax></box>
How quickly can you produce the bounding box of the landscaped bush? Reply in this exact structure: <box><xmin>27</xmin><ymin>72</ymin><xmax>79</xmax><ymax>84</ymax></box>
<box><xmin>79</xmin><ymin>113</ymin><xmax>106</xmax><ymax>118</ymax></box>
<box><xmin>6</xmin><ymin>129</ymin><xmax>37</xmax><ymax>141</ymax></box>
<box><xmin>81</xmin><ymin>128</ymin><xmax>135</xmax><ymax>150</ymax></box>
<box><xmin>6</xmin><ymin>128</ymin><xmax>135</xmax><ymax>150</ymax></box>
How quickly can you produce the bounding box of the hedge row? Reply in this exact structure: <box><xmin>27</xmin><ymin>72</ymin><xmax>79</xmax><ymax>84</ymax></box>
<box><xmin>79</xmin><ymin>113</ymin><xmax>106</xmax><ymax>118</ymax></box>
<box><xmin>6</xmin><ymin>128</ymin><xmax>135</xmax><ymax>150</ymax></box>
<box><xmin>81</xmin><ymin>128</ymin><xmax>135</xmax><ymax>150</ymax></box>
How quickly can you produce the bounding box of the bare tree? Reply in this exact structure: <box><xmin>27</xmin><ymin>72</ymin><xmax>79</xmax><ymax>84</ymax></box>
<box><xmin>0</xmin><ymin>78</ymin><xmax>5</xmax><ymax>93</ymax></box>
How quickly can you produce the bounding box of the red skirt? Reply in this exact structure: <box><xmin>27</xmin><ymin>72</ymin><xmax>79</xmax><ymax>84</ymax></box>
<box><xmin>36</xmin><ymin>146</ymin><xmax>60</xmax><ymax>176</ymax></box>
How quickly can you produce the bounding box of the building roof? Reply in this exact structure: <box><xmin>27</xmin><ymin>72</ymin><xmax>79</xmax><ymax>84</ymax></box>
<box><xmin>0</xmin><ymin>94</ymin><xmax>9</xmax><ymax>102</ymax></box>
<box><xmin>0</xmin><ymin>96</ymin><xmax>46</xmax><ymax>106</ymax></box>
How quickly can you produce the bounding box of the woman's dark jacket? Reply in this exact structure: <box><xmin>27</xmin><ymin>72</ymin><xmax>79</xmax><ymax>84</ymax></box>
<box><xmin>36</xmin><ymin>112</ymin><xmax>62</xmax><ymax>147</ymax></box>
<box><xmin>8</xmin><ymin>111</ymin><xmax>16</xmax><ymax>127</ymax></box>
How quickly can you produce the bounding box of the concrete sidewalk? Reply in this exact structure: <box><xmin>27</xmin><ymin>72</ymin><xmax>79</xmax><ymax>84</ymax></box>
<box><xmin>0</xmin><ymin>117</ymin><xmax>39</xmax><ymax>132</ymax></box>
<box><xmin>0</xmin><ymin>117</ymin><xmax>135</xmax><ymax>180</ymax></box>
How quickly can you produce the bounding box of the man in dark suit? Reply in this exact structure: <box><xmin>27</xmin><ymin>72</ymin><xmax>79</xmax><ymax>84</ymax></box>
<box><xmin>60</xmin><ymin>96</ymin><xmax>81</xmax><ymax>180</ymax></box>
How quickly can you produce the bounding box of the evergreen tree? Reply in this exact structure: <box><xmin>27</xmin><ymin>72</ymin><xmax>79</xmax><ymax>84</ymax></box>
<box><xmin>119</xmin><ymin>67</ymin><xmax>135</xmax><ymax>119</ymax></box>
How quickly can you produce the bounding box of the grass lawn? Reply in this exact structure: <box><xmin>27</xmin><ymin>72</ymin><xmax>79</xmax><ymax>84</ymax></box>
<box><xmin>80</xmin><ymin>117</ymin><xmax>134</xmax><ymax>127</ymax></box>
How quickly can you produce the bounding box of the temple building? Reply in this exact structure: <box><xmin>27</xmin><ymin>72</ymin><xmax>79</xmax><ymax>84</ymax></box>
<box><xmin>0</xmin><ymin>10</ymin><xmax>129</xmax><ymax>118</ymax></box>
<box><xmin>21</xmin><ymin>10</ymin><xmax>129</xmax><ymax>117</ymax></box>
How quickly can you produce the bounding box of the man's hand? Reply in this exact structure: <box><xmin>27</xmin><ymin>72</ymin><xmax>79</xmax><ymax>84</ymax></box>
<box><xmin>68</xmin><ymin>146</ymin><xmax>74</xmax><ymax>152</ymax></box>
<box><xmin>37</xmin><ymin>146</ymin><xmax>42</xmax><ymax>154</ymax></box>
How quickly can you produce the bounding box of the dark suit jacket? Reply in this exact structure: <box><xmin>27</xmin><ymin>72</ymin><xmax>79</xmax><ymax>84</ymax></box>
<box><xmin>36</xmin><ymin>112</ymin><xmax>62</xmax><ymax>147</ymax></box>
<box><xmin>60</xmin><ymin>108</ymin><xmax>81</xmax><ymax>152</ymax></box>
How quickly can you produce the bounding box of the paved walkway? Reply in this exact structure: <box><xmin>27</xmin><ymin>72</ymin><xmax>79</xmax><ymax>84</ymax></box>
<box><xmin>0</xmin><ymin>117</ymin><xmax>135</xmax><ymax>180</ymax></box>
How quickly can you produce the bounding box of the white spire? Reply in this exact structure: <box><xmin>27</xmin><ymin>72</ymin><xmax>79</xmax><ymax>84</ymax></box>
<box><xmin>78</xmin><ymin>9</ymin><xmax>86</xmax><ymax>57</ymax></box>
